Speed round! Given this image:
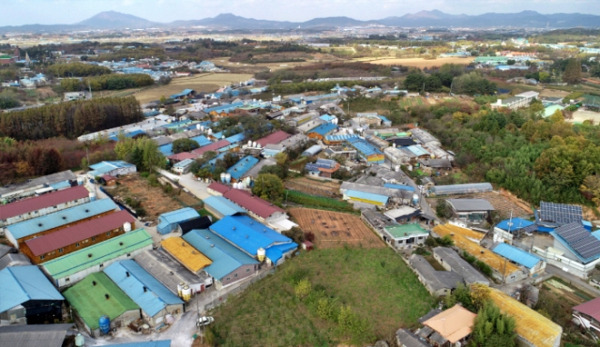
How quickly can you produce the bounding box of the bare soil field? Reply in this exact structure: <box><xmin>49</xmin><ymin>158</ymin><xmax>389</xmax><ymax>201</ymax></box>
<box><xmin>105</xmin><ymin>175</ymin><xmax>200</xmax><ymax>221</ymax></box>
<box><xmin>539</xmin><ymin>89</ymin><xmax>570</xmax><ymax>98</ymax></box>
<box><xmin>570</xmin><ymin>109</ymin><xmax>600</xmax><ymax>124</ymax></box>
<box><xmin>427</xmin><ymin>189</ymin><xmax>533</xmax><ymax>220</ymax></box>
<box><xmin>285</xmin><ymin>177</ymin><xmax>341</xmax><ymax>198</ymax></box>
<box><xmin>214</xmin><ymin>53</ymin><xmax>344</xmax><ymax>73</ymax></box>
<box><xmin>131</xmin><ymin>73</ymin><xmax>253</xmax><ymax>104</ymax></box>
<box><xmin>365</xmin><ymin>56</ymin><xmax>476</xmax><ymax>68</ymax></box>
<box><xmin>289</xmin><ymin>207</ymin><xmax>384</xmax><ymax>249</ymax></box>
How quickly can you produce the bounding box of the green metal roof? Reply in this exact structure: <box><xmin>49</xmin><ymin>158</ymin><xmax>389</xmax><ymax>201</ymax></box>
<box><xmin>63</xmin><ymin>272</ymin><xmax>139</xmax><ymax>330</ymax></box>
<box><xmin>384</xmin><ymin>223</ymin><xmax>429</xmax><ymax>239</ymax></box>
<box><xmin>42</xmin><ymin>228</ymin><xmax>153</xmax><ymax>279</ymax></box>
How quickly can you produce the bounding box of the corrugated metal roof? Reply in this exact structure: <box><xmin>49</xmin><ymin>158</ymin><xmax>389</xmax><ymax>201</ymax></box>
<box><xmin>0</xmin><ymin>170</ymin><xmax>76</xmax><ymax>197</ymax></box>
<box><xmin>256</xmin><ymin>131</ymin><xmax>291</xmax><ymax>147</ymax></box>
<box><xmin>161</xmin><ymin>237</ymin><xmax>212</xmax><ymax>273</ymax></box>
<box><xmin>6</xmin><ymin>198</ymin><xmax>118</xmax><ymax>241</ymax></box>
<box><xmin>203</xmin><ymin>196</ymin><xmax>246</xmax><ymax>216</ymax></box>
<box><xmin>404</xmin><ymin>145</ymin><xmax>430</xmax><ymax>157</ymax></box>
<box><xmin>447</xmin><ymin>198</ymin><xmax>495</xmax><ymax>212</ymax></box>
<box><xmin>158</xmin><ymin>208</ymin><xmax>199</xmax><ymax>226</ymax></box>
<box><xmin>0</xmin><ymin>265</ymin><xmax>63</xmax><ymax>313</ymax></box>
<box><xmin>191</xmin><ymin>139</ymin><xmax>230</xmax><ymax>156</ymax></box>
<box><xmin>89</xmin><ymin>161</ymin><xmax>135</xmax><ymax>176</ymax></box>
<box><xmin>492</xmin><ymin>243</ymin><xmax>541</xmax><ymax>269</ymax></box>
<box><xmin>104</xmin><ymin>260</ymin><xmax>183</xmax><ymax>317</ymax></box>
<box><xmin>63</xmin><ymin>272</ymin><xmax>139</xmax><ymax>329</ymax></box>
<box><xmin>574</xmin><ymin>297</ymin><xmax>600</xmax><ymax>325</ymax></box>
<box><xmin>209</xmin><ymin>215</ymin><xmax>293</xmax><ymax>260</ymax></box>
<box><xmin>0</xmin><ymin>185</ymin><xmax>89</xmax><ymax>220</ymax></box>
<box><xmin>227</xmin><ymin>156</ymin><xmax>259</xmax><ymax>180</ymax></box>
<box><xmin>308</xmin><ymin>122</ymin><xmax>337</xmax><ymax>136</ymax></box>
<box><xmin>183</xmin><ymin>229</ymin><xmax>258</xmax><ymax>281</ymax></box>
<box><xmin>42</xmin><ymin>228</ymin><xmax>153</xmax><ymax>279</ymax></box>
<box><xmin>325</xmin><ymin>134</ymin><xmax>358</xmax><ymax>142</ymax></box>
<box><xmin>223</xmin><ymin>189</ymin><xmax>283</xmax><ymax>219</ymax></box>
<box><xmin>26</xmin><ymin>210</ymin><xmax>135</xmax><ymax>256</ymax></box>
<box><xmin>347</xmin><ymin>137</ymin><xmax>383</xmax><ymax>157</ymax></box>
<box><xmin>225</xmin><ymin>133</ymin><xmax>246</xmax><ymax>144</ymax></box>
<box><xmin>383</xmin><ymin>183</ymin><xmax>415</xmax><ymax>192</ymax></box>
<box><xmin>430</xmin><ymin>183</ymin><xmax>493</xmax><ymax>195</ymax></box>
<box><xmin>173</xmin><ymin>158</ymin><xmax>194</xmax><ymax>169</ymax></box>
<box><xmin>345</xmin><ymin>190</ymin><xmax>388</xmax><ymax>205</ymax></box>
<box><xmin>167</xmin><ymin>152</ymin><xmax>197</xmax><ymax>161</ymax></box>
<box><xmin>207</xmin><ymin>182</ymin><xmax>230</xmax><ymax>194</ymax></box>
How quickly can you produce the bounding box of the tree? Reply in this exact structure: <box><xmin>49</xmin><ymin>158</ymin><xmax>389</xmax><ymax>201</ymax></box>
<box><xmin>469</xmin><ymin>301</ymin><xmax>517</xmax><ymax>347</ymax></box>
<box><xmin>252</xmin><ymin>173</ymin><xmax>284</xmax><ymax>203</ymax></box>
<box><xmin>172</xmin><ymin>138</ymin><xmax>200</xmax><ymax>154</ymax></box>
<box><xmin>562</xmin><ymin>59</ymin><xmax>582</xmax><ymax>84</ymax></box>
<box><xmin>115</xmin><ymin>137</ymin><xmax>165</xmax><ymax>172</ymax></box>
<box><xmin>581</xmin><ymin>174</ymin><xmax>600</xmax><ymax>205</ymax></box>
<box><xmin>404</xmin><ymin>71</ymin><xmax>426</xmax><ymax>91</ymax></box>
<box><xmin>436</xmin><ymin>200</ymin><xmax>454</xmax><ymax>219</ymax></box>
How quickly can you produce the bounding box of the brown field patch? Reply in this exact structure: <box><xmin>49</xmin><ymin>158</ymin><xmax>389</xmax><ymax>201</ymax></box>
<box><xmin>105</xmin><ymin>174</ymin><xmax>201</xmax><ymax>221</ymax></box>
<box><xmin>289</xmin><ymin>207</ymin><xmax>384</xmax><ymax>249</ymax></box>
<box><xmin>130</xmin><ymin>72</ymin><xmax>253</xmax><ymax>104</ymax></box>
<box><xmin>427</xmin><ymin>189</ymin><xmax>533</xmax><ymax>220</ymax></box>
<box><xmin>366</xmin><ymin>56</ymin><xmax>475</xmax><ymax>68</ymax></box>
<box><xmin>285</xmin><ymin>177</ymin><xmax>341</xmax><ymax>198</ymax></box>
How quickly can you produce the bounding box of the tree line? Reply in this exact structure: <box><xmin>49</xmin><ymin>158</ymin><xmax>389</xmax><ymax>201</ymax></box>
<box><xmin>60</xmin><ymin>73</ymin><xmax>154</xmax><ymax>92</ymax></box>
<box><xmin>46</xmin><ymin>62</ymin><xmax>111</xmax><ymax>77</ymax></box>
<box><xmin>0</xmin><ymin>96</ymin><xmax>143</xmax><ymax>140</ymax></box>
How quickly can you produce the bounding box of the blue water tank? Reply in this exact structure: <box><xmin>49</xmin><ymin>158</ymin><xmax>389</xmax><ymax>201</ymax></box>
<box><xmin>99</xmin><ymin>315</ymin><xmax>110</xmax><ymax>335</ymax></box>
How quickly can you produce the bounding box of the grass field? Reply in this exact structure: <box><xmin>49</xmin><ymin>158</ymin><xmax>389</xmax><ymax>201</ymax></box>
<box><xmin>284</xmin><ymin>177</ymin><xmax>341</xmax><ymax>198</ymax></box>
<box><xmin>289</xmin><ymin>208</ymin><xmax>385</xmax><ymax>249</ymax></box>
<box><xmin>207</xmin><ymin>247</ymin><xmax>435</xmax><ymax>346</ymax></box>
<box><xmin>285</xmin><ymin>189</ymin><xmax>356</xmax><ymax>213</ymax></box>
<box><xmin>128</xmin><ymin>72</ymin><xmax>253</xmax><ymax>104</ymax></box>
<box><xmin>365</xmin><ymin>56</ymin><xmax>475</xmax><ymax>68</ymax></box>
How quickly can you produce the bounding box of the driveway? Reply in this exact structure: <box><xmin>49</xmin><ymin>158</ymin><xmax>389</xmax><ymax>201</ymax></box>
<box><xmin>157</xmin><ymin>169</ymin><xmax>211</xmax><ymax>200</ymax></box>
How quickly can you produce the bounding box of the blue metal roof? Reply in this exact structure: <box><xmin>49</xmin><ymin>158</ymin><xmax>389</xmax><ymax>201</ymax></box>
<box><xmin>227</xmin><ymin>156</ymin><xmax>259</xmax><ymax>180</ymax></box>
<box><xmin>89</xmin><ymin>161</ymin><xmax>136</xmax><ymax>176</ymax></box>
<box><xmin>209</xmin><ymin>215</ymin><xmax>294</xmax><ymax>261</ymax></box>
<box><xmin>204</xmin><ymin>102</ymin><xmax>244</xmax><ymax>114</ymax></box>
<box><xmin>101</xmin><ymin>341</ymin><xmax>171</xmax><ymax>347</ymax></box>
<box><xmin>159</xmin><ymin>143</ymin><xmax>174</xmax><ymax>156</ymax></box>
<box><xmin>325</xmin><ymin>134</ymin><xmax>358</xmax><ymax>142</ymax></box>
<box><xmin>169</xmin><ymin>89</ymin><xmax>194</xmax><ymax>99</ymax></box>
<box><xmin>183</xmin><ymin>229</ymin><xmax>258</xmax><ymax>281</ymax></box>
<box><xmin>104</xmin><ymin>260</ymin><xmax>183</xmax><ymax>317</ymax></box>
<box><xmin>189</xmin><ymin>135</ymin><xmax>212</xmax><ymax>147</ymax></box>
<box><xmin>157</xmin><ymin>208</ymin><xmax>200</xmax><ymax>234</ymax></box>
<box><xmin>173</xmin><ymin>158</ymin><xmax>194</xmax><ymax>169</ymax></box>
<box><xmin>495</xmin><ymin>218</ymin><xmax>535</xmax><ymax>232</ymax></box>
<box><xmin>492</xmin><ymin>243</ymin><xmax>541</xmax><ymax>269</ymax></box>
<box><xmin>308</xmin><ymin>122</ymin><xmax>337</xmax><ymax>137</ymax></box>
<box><xmin>405</xmin><ymin>145</ymin><xmax>430</xmax><ymax>157</ymax></box>
<box><xmin>377</xmin><ymin>115</ymin><xmax>391</xmax><ymax>123</ymax></box>
<box><xmin>383</xmin><ymin>183</ymin><xmax>415</xmax><ymax>192</ymax></box>
<box><xmin>344</xmin><ymin>190</ymin><xmax>388</xmax><ymax>205</ymax></box>
<box><xmin>319</xmin><ymin>114</ymin><xmax>336</xmax><ymax>122</ymax></box>
<box><xmin>108</xmin><ymin>130</ymin><xmax>146</xmax><ymax>142</ymax></box>
<box><xmin>6</xmin><ymin>199</ymin><xmax>118</xmax><ymax>240</ymax></box>
<box><xmin>0</xmin><ymin>265</ymin><xmax>63</xmax><ymax>313</ymax></box>
<box><xmin>50</xmin><ymin>180</ymin><xmax>72</xmax><ymax>190</ymax></box>
<box><xmin>266</xmin><ymin>243</ymin><xmax>298</xmax><ymax>264</ymax></box>
<box><xmin>203</xmin><ymin>196</ymin><xmax>246</xmax><ymax>216</ymax></box>
<box><xmin>225</xmin><ymin>133</ymin><xmax>246</xmax><ymax>144</ymax></box>
<box><xmin>347</xmin><ymin>137</ymin><xmax>382</xmax><ymax>156</ymax></box>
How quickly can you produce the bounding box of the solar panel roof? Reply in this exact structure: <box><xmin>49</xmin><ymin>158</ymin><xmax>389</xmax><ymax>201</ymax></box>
<box><xmin>555</xmin><ymin>222</ymin><xmax>600</xmax><ymax>260</ymax></box>
<box><xmin>540</xmin><ymin>201</ymin><xmax>582</xmax><ymax>225</ymax></box>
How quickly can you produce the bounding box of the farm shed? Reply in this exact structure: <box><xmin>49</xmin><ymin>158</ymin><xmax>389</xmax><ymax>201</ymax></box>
<box><xmin>172</xmin><ymin>158</ymin><xmax>194</xmax><ymax>175</ymax></box>
<box><xmin>62</xmin><ymin>272</ymin><xmax>140</xmax><ymax>337</ymax></box>
<box><xmin>5</xmin><ymin>198</ymin><xmax>118</xmax><ymax>248</ymax></box>
<box><xmin>383</xmin><ymin>223</ymin><xmax>428</xmax><ymax>248</ymax></box>
<box><xmin>42</xmin><ymin>228</ymin><xmax>153</xmax><ymax>289</ymax></box>
<box><xmin>157</xmin><ymin>208</ymin><xmax>200</xmax><ymax>235</ymax></box>
<box><xmin>202</xmin><ymin>196</ymin><xmax>246</xmax><ymax>219</ymax></box>
<box><xmin>302</xmin><ymin>144</ymin><xmax>322</xmax><ymax>157</ymax></box>
<box><xmin>0</xmin><ymin>324</ymin><xmax>74</xmax><ymax>347</ymax></box>
<box><xmin>432</xmin><ymin>246</ymin><xmax>490</xmax><ymax>286</ymax></box>
<box><xmin>396</xmin><ymin>328</ymin><xmax>430</xmax><ymax>347</ymax></box>
<box><xmin>347</xmin><ymin>137</ymin><xmax>384</xmax><ymax>165</ymax></box>
<box><xmin>492</xmin><ymin>243</ymin><xmax>545</xmax><ymax>277</ymax></box>
<box><xmin>104</xmin><ymin>260</ymin><xmax>184</xmax><ymax>327</ymax></box>
<box><xmin>0</xmin><ymin>265</ymin><xmax>64</xmax><ymax>325</ymax></box>
<box><xmin>255</xmin><ymin>130</ymin><xmax>291</xmax><ymax>147</ymax></box>
<box><xmin>409</xmin><ymin>254</ymin><xmax>462</xmax><ymax>297</ymax></box>
<box><xmin>343</xmin><ymin>190</ymin><xmax>388</xmax><ymax>207</ymax></box>
<box><xmin>419</xmin><ymin>304</ymin><xmax>476</xmax><ymax>346</ymax></box>
<box><xmin>160</xmin><ymin>237</ymin><xmax>212</xmax><ymax>273</ymax></box>
<box><xmin>88</xmin><ymin>161</ymin><xmax>137</xmax><ymax>178</ymax></box>
<box><xmin>222</xmin><ymin>188</ymin><xmax>287</xmax><ymax>224</ymax></box>
<box><xmin>446</xmin><ymin>198</ymin><xmax>495</xmax><ymax>225</ymax></box>
<box><xmin>493</xmin><ymin>217</ymin><xmax>536</xmax><ymax>244</ymax></box>
<box><xmin>227</xmin><ymin>156</ymin><xmax>259</xmax><ymax>182</ymax></box>
<box><xmin>573</xmin><ymin>296</ymin><xmax>600</xmax><ymax>335</ymax></box>
<box><xmin>183</xmin><ymin>229</ymin><xmax>259</xmax><ymax>289</ymax></box>
<box><xmin>429</xmin><ymin>183</ymin><xmax>493</xmax><ymax>196</ymax></box>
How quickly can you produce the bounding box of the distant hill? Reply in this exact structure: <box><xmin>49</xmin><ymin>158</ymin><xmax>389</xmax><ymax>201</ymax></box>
<box><xmin>77</xmin><ymin>11</ymin><xmax>158</xmax><ymax>29</ymax></box>
<box><xmin>1</xmin><ymin>10</ymin><xmax>599</xmax><ymax>34</ymax></box>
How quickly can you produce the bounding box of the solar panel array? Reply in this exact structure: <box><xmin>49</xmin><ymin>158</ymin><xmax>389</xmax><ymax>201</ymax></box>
<box><xmin>540</xmin><ymin>201</ymin><xmax>582</xmax><ymax>225</ymax></box>
<box><xmin>555</xmin><ymin>222</ymin><xmax>600</xmax><ymax>260</ymax></box>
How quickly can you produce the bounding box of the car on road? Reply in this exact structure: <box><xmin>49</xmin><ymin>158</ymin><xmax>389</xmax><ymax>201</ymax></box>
<box><xmin>196</xmin><ymin>316</ymin><xmax>214</xmax><ymax>327</ymax></box>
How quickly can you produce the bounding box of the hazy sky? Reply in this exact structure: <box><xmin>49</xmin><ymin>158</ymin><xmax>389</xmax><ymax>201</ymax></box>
<box><xmin>4</xmin><ymin>0</ymin><xmax>600</xmax><ymax>26</ymax></box>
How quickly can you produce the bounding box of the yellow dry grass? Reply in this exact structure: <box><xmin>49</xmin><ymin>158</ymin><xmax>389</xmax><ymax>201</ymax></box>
<box><xmin>133</xmin><ymin>72</ymin><xmax>253</xmax><ymax>104</ymax></box>
<box><xmin>433</xmin><ymin>223</ymin><xmax>485</xmax><ymax>242</ymax></box>
<box><xmin>487</xmin><ymin>287</ymin><xmax>562</xmax><ymax>347</ymax></box>
<box><xmin>365</xmin><ymin>56</ymin><xmax>475</xmax><ymax>68</ymax></box>
<box><xmin>433</xmin><ymin>224</ymin><xmax>520</xmax><ymax>276</ymax></box>
<box><xmin>161</xmin><ymin>237</ymin><xmax>212</xmax><ymax>273</ymax></box>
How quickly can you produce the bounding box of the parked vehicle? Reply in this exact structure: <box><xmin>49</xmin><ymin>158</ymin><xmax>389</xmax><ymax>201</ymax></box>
<box><xmin>196</xmin><ymin>316</ymin><xmax>214</xmax><ymax>327</ymax></box>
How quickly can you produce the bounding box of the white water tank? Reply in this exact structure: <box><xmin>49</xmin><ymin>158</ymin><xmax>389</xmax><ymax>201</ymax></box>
<box><xmin>196</xmin><ymin>124</ymin><xmax>201</xmax><ymax>130</ymax></box>
<box><xmin>182</xmin><ymin>285</ymin><xmax>192</xmax><ymax>301</ymax></box>
<box><xmin>207</xmin><ymin>129</ymin><xmax>213</xmax><ymax>135</ymax></box>
<box><xmin>257</xmin><ymin>248</ymin><xmax>266</xmax><ymax>262</ymax></box>
<box><xmin>248</xmin><ymin>140</ymin><xmax>252</xmax><ymax>147</ymax></box>
<box><xmin>177</xmin><ymin>282</ymin><xmax>185</xmax><ymax>297</ymax></box>
<box><xmin>89</xmin><ymin>192</ymin><xmax>96</xmax><ymax>201</ymax></box>
<box><xmin>220</xmin><ymin>172</ymin><xmax>226</xmax><ymax>183</ymax></box>
<box><xmin>225</xmin><ymin>173</ymin><xmax>231</xmax><ymax>183</ymax></box>
<box><xmin>123</xmin><ymin>222</ymin><xmax>132</xmax><ymax>232</ymax></box>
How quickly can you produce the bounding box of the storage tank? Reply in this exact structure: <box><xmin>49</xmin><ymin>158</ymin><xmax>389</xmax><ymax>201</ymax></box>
<box><xmin>75</xmin><ymin>334</ymin><xmax>85</xmax><ymax>347</ymax></box>
<box><xmin>220</xmin><ymin>172</ymin><xmax>226</xmax><ymax>183</ymax></box>
<box><xmin>99</xmin><ymin>315</ymin><xmax>111</xmax><ymax>335</ymax></box>
<box><xmin>207</xmin><ymin>129</ymin><xmax>213</xmax><ymax>135</ymax></box>
<box><xmin>89</xmin><ymin>192</ymin><xmax>97</xmax><ymax>201</ymax></box>
<box><xmin>225</xmin><ymin>173</ymin><xmax>231</xmax><ymax>183</ymax></box>
<box><xmin>182</xmin><ymin>285</ymin><xmax>192</xmax><ymax>302</ymax></box>
<box><xmin>412</xmin><ymin>194</ymin><xmax>420</xmax><ymax>206</ymax></box>
<box><xmin>77</xmin><ymin>177</ymin><xmax>84</xmax><ymax>185</ymax></box>
<box><xmin>257</xmin><ymin>247</ymin><xmax>266</xmax><ymax>262</ymax></box>
<box><xmin>196</xmin><ymin>124</ymin><xmax>201</xmax><ymax>130</ymax></box>
<box><xmin>247</xmin><ymin>140</ymin><xmax>252</xmax><ymax>147</ymax></box>
<box><xmin>123</xmin><ymin>222</ymin><xmax>132</xmax><ymax>232</ymax></box>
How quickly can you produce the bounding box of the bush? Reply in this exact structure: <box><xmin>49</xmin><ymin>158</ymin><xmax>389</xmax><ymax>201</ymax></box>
<box><xmin>295</xmin><ymin>279</ymin><xmax>312</xmax><ymax>299</ymax></box>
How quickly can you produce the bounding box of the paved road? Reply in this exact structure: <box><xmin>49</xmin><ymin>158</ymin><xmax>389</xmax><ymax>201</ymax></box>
<box><xmin>545</xmin><ymin>264</ymin><xmax>600</xmax><ymax>296</ymax></box>
<box><xmin>157</xmin><ymin>169</ymin><xmax>211</xmax><ymax>200</ymax></box>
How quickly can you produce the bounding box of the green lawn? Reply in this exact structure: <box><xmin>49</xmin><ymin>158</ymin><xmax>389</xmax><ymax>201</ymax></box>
<box><xmin>207</xmin><ymin>247</ymin><xmax>436</xmax><ymax>346</ymax></box>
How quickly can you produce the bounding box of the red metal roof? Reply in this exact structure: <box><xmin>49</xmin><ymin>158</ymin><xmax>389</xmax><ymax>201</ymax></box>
<box><xmin>167</xmin><ymin>152</ymin><xmax>198</xmax><ymax>161</ymax></box>
<box><xmin>25</xmin><ymin>209</ymin><xmax>135</xmax><ymax>256</ymax></box>
<box><xmin>223</xmin><ymin>188</ymin><xmax>283</xmax><ymax>219</ymax></box>
<box><xmin>207</xmin><ymin>182</ymin><xmax>231</xmax><ymax>194</ymax></box>
<box><xmin>256</xmin><ymin>130</ymin><xmax>291</xmax><ymax>147</ymax></box>
<box><xmin>0</xmin><ymin>185</ymin><xmax>89</xmax><ymax>220</ymax></box>
<box><xmin>192</xmin><ymin>139</ymin><xmax>230</xmax><ymax>156</ymax></box>
<box><xmin>574</xmin><ymin>297</ymin><xmax>600</xmax><ymax>323</ymax></box>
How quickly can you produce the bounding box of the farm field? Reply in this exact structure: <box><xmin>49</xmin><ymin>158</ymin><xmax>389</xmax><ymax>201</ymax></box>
<box><xmin>365</xmin><ymin>56</ymin><xmax>476</xmax><ymax>68</ymax></box>
<box><xmin>289</xmin><ymin>208</ymin><xmax>384</xmax><ymax>249</ymax></box>
<box><xmin>570</xmin><ymin>109</ymin><xmax>600</xmax><ymax>124</ymax></box>
<box><xmin>104</xmin><ymin>174</ymin><xmax>201</xmax><ymax>220</ymax></box>
<box><xmin>284</xmin><ymin>177</ymin><xmax>341</xmax><ymax>198</ymax></box>
<box><xmin>132</xmin><ymin>73</ymin><xmax>253</xmax><ymax>104</ymax></box>
<box><xmin>285</xmin><ymin>189</ymin><xmax>356</xmax><ymax>213</ymax></box>
<box><xmin>206</xmin><ymin>247</ymin><xmax>436</xmax><ymax>346</ymax></box>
